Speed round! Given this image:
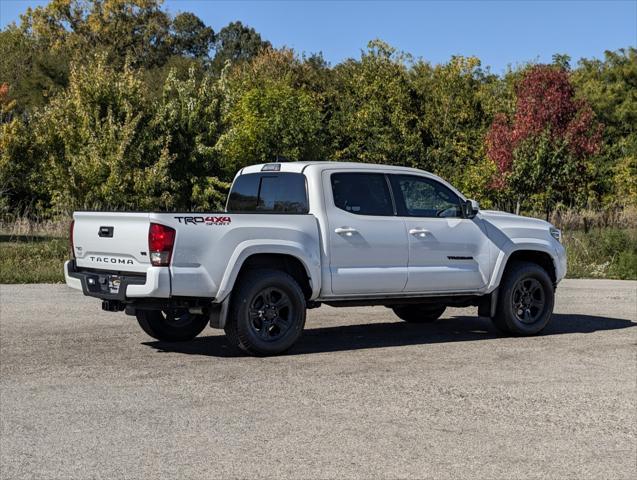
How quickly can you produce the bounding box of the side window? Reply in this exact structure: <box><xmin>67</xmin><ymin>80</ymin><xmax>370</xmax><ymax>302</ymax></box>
<box><xmin>227</xmin><ymin>173</ymin><xmax>308</xmax><ymax>213</ymax></box>
<box><xmin>389</xmin><ymin>175</ymin><xmax>462</xmax><ymax>218</ymax></box>
<box><xmin>331</xmin><ymin>172</ymin><xmax>394</xmax><ymax>216</ymax></box>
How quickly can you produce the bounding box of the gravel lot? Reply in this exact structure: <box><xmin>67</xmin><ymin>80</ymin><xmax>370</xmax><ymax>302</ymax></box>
<box><xmin>1</xmin><ymin>280</ymin><xmax>636</xmax><ymax>479</ymax></box>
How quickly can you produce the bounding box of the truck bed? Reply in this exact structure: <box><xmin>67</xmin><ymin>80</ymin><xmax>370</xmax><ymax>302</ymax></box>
<box><xmin>70</xmin><ymin>211</ymin><xmax>321</xmax><ymax>301</ymax></box>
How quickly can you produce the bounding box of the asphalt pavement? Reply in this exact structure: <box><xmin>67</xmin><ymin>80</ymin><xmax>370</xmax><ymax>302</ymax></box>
<box><xmin>1</xmin><ymin>279</ymin><xmax>636</xmax><ymax>479</ymax></box>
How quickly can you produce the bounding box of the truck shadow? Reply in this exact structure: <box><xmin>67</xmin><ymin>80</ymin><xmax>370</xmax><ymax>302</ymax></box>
<box><xmin>142</xmin><ymin>313</ymin><xmax>636</xmax><ymax>358</ymax></box>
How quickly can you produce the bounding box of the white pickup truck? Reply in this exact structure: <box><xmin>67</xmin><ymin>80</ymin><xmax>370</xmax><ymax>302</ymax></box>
<box><xmin>65</xmin><ymin>161</ymin><xmax>567</xmax><ymax>355</ymax></box>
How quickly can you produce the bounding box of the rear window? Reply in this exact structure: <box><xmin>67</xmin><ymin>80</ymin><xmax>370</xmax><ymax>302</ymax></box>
<box><xmin>330</xmin><ymin>172</ymin><xmax>394</xmax><ymax>216</ymax></box>
<box><xmin>227</xmin><ymin>172</ymin><xmax>309</xmax><ymax>213</ymax></box>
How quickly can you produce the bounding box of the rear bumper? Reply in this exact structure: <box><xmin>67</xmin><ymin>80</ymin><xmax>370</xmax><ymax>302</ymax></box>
<box><xmin>64</xmin><ymin>260</ymin><xmax>170</xmax><ymax>300</ymax></box>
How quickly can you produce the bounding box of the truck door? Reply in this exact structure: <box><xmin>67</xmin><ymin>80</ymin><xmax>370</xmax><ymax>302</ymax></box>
<box><xmin>387</xmin><ymin>174</ymin><xmax>490</xmax><ymax>292</ymax></box>
<box><xmin>323</xmin><ymin>171</ymin><xmax>408</xmax><ymax>295</ymax></box>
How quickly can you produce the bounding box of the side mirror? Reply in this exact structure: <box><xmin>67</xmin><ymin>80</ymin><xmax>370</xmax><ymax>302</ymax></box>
<box><xmin>463</xmin><ymin>199</ymin><xmax>479</xmax><ymax>219</ymax></box>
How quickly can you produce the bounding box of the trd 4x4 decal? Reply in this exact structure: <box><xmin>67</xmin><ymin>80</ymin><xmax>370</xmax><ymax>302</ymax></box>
<box><xmin>174</xmin><ymin>216</ymin><xmax>232</xmax><ymax>226</ymax></box>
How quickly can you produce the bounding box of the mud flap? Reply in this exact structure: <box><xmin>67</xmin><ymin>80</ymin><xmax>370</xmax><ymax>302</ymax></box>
<box><xmin>209</xmin><ymin>296</ymin><xmax>230</xmax><ymax>329</ymax></box>
<box><xmin>478</xmin><ymin>289</ymin><xmax>498</xmax><ymax>318</ymax></box>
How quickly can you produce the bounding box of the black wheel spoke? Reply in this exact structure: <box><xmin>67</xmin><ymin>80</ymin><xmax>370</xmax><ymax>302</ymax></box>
<box><xmin>263</xmin><ymin>289</ymin><xmax>273</xmax><ymax>305</ymax></box>
<box><xmin>274</xmin><ymin>315</ymin><xmax>289</xmax><ymax>328</ymax></box>
<box><xmin>274</xmin><ymin>297</ymin><xmax>291</xmax><ymax>309</ymax></box>
<box><xmin>257</xmin><ymin>324</ymin><xmax>270</xmax><ymax>339</ymax></box>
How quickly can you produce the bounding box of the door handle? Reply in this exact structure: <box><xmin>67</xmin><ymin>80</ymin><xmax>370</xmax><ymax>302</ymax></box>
<box><xmin>335</xmin><ymin>227</ymin><xmax>357</xmax><ymax>236</ymax></box>
<box><xmin>409</xmin><ymin>228</ymin><xmax>429</xmax><ymax>238</ymax></box>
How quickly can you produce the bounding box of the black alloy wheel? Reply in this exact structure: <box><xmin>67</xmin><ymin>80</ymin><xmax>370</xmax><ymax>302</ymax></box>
<box><xmin>225</xmin><ymin>269</ymin><xmax>306</xmax><ymax>356</ymax></box>
<box><xmin>492</xmin><ymin>261</ymin><xmax>554</xmax><ymax>336</ymax></box>
<box><xmin>511</xmin><ymin>277</ymin><xmax>546</xmax><ymax>324</ymax></box>
<box><xmin>248</xmin><ymin>287</ymin><xmax>295</xmax><ymax>342</ymax></box>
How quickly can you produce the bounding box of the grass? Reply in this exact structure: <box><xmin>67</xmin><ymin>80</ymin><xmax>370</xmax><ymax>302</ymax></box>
<box><xmin>563</xmin><ymin>228</ymin><xmax>637</xmax><ymax>280</ymax></box>
<box><xmin>0</xmin><ymin>235</ymin><xmax>69</xmax><ymax>283</ymax></box>
<box><xmin>1</xmin><ymin>228</ymin><xmax>635</xmax><ymax>284</ymax></box>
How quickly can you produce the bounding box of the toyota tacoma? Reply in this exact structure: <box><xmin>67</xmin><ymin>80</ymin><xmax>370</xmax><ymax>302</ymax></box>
<box><xmin>65</xmin><ymin>162</ymin><xmax>567</xmax><ymax>355</ymax></box>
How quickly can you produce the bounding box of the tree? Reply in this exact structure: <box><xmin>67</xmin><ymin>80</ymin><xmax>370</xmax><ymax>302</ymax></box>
<box><xmin>152</xmin><ymin>68</ymin><xmax>228</xmax><ymax>210</ymax></box>
<box><xmin>0</xmin><ymin>26</ymin><xmax>70</xmax><ymax>113</ymax></box>
<box><xmin>411</xmin><ymin>56</ymin><xmax>491</xmax><ymax>187</ymax></box>
<box><xmin>211</xmin><ymin>21</ymin><xmax>271</xmax><ymax>72</ymax></box>
<box><xmin>170</xmin><ymin>12</ymin><xmax>215</xmax><ymax>59</ymax></box>
<box><xmin>217</xmin><ymin>80</ymin><xmax>323</xmax><ymax>169</ymax></box>
<box><xmin>20</xmin><ymin>0</ymin><xmax>174</xmax><ymax>68</ymax></box>
<box><xmin>327</xmin><ymin>40</ymin><xmax>422</xmax><ymax>166</ymax></box>
<box><xmin>486</xmin><ymin>65</ymin><xmax>603</xmax><ymax>213</ymax></box>
<box><xmin>2</xmin><ymin>1</ymin><xmax>217</xmax><ymax>112</ymax></box>
<box><xmin>573</xmin><ymin>48</ymin><xmax>637</xmax><ymax>206</ymax></box>
<box><xmin>0</xmin><ymin>83</ymin><xmax>50</xmax><ymax>215</ymax></box>
<box><xmin>37</xmin><ymin>54</ymin><xmax>174</xmax><ymax>211</ymax></box>
<box><xmin>0</xmin><ymin>1</ymin><xmax>632</xmax><ymax>218</ymax></box>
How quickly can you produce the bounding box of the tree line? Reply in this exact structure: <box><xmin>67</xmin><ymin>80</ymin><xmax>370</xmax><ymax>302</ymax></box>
<box><xmin>1</xmin><ymin>0</ymin><xmax>635</xmax><ymax>218</ymax></box>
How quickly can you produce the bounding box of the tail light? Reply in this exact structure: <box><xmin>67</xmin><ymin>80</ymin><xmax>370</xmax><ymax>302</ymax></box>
<box><xmin>148</xmin><ymin>223</ymin><xmax>176</xmax><ymax>266</ymax></box>
<box><xmin>69</xmin><ymin>220</ymin><xmax>75</xmax><ymax>258</ymax></box>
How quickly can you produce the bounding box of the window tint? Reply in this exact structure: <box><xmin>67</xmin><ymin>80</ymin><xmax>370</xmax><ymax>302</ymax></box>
<box><xmin>389</xmin><ymin>175</ymin><xmax>462</xmax><ymax>218</ymax></box>
<box><xmin>227</xmin><ymin>173</ymin><xmax>308</xmax><ymax>213</ymax></box>
<box><xmin>331</xmin><ymin>173</ymin><xmax>394</xmax><ymax>216</ymax></box>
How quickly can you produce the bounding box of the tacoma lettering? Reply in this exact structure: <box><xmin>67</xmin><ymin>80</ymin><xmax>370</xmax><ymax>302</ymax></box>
<box><xmin>89</xmin><ymin>256</ymin><xmax>134</xmax><ymax>265</ymax></box>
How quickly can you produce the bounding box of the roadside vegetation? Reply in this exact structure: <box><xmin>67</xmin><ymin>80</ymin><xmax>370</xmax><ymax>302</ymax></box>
<box><xmin>563</xmin><ymin>229</ymin><xmax>636</xmax><ymax>279</ymax></box>
<box><xmin>0</xmin><ymin>237</ymin><xmax>67</xmax><ymax>283</ymax></box>
<box><xmin>0</xmin><ymin>1</ymin><xmax>635</xmax><ymax>282</ymax></box>
<box><xmin>0</xmin><ymin>218</ymin><xmax>68</xmax><ymax>283</ymax></box>
<box><xmin>1</xmin><ymin>214</ymin><xmax>635</xmax><ymax>284</ymax></box>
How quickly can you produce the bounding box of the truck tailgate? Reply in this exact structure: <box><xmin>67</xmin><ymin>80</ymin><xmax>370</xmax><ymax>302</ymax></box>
<box><xmin>72</xmin><ymin>212</ymin><xmax>151</xmax><ymax>273</ymax></box>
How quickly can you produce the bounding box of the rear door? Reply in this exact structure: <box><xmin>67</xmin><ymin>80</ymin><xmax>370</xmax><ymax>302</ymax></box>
<box><xmin>388</xmin><ymin>174</ymin><xmax>490</xmax><ymax>292</ymax></box>
<box><xmin>72</xmin><ymin>212</ymin><xmax>151</xmax><ymax>273</ymax></box>
<box><xmin>323</xmin><ymin>170</ymin><xmax>408</xmax><ymax>295</ymax></box>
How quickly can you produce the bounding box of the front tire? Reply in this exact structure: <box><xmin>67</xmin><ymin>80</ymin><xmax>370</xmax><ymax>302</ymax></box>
<box><xmin>492</xmin><ymin>261</ymin><xmax>554</xmax><ymax>335</ymax></box>
<box><xmin>225</xmin><ymin>269</ymin><xmax>306</xmax><ymax>356</ymax></box>
<box><xmin>136</xmin><ymin>309</ymin><xmax>209</xmax><ymax>342</ymax></box>
<box><xmin>392</xmin><ymin>304</ymin><xmax>446</xmax><ymax>323</ymax></box>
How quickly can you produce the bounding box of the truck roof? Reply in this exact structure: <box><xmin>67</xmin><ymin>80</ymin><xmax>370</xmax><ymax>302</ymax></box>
<box><xmin>239</xmin><ymin>161</ymin><xmax>435</xmax><ymax>176</ymax></box>
<box><xmin>237</xmin><ymin>161</ymin><xmax>467</xmax><ymax>201</ymax></box>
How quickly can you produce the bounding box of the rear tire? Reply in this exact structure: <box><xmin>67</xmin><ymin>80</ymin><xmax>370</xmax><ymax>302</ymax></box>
<box><xmin>492</xmin><ymin>261</ymin><xmax>554</xmax><ymax>335</ymax></box>
<box><xmin>225</xmin><ymin>269</ymin><xmax>306</xmax><ymax>356</ymax></box>
<box><xmin>136</xmin><ymin>309</ymin><xmax>208</xmax><ymax>342</ymax></box>
<box><xmin>392</xmin><ymin>304</ymin><xmax>446</xmax><ymax>323</ymax></box>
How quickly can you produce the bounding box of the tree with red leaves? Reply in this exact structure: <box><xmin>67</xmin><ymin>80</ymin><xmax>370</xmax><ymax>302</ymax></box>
<box><xmin>486</xmin><ymin>65</ymin><xmax>602</xmax><ymax>214</ymax></box>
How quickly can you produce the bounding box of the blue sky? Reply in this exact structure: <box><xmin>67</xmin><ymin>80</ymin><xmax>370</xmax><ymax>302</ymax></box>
<box><xmin>1</xmin><ymin>0</ymin><xmax>635</xmax><ymax>73</ymax></box>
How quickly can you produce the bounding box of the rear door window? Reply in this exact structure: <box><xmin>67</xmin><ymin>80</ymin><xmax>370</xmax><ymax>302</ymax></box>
<box><xmin>330</xmin><ymin>172</ymin><xmax>394</xmax><ymax>216</ymax></box>
<box><xmin>227</xmin><ymin>173</ymin><xmax>308</xmax><ymax>213</ymax></box>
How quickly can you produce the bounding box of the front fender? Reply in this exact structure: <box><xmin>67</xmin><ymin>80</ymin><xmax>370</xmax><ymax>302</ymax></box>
<box><xmin>487</xmin><ymin>238</ymin><xmax>562</xmax><ymax>291</ymax></box>
<box><xmin>215</xmin><ymin>240</ymin><xmax>321</xmax><ymax>302</ymax></box>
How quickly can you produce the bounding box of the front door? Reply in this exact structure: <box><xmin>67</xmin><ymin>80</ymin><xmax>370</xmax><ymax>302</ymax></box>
<box><xmin>388</xmin><ymin>174</ymin><xmax>490</xmax><ymax>293</ymax></box>
<box><xmin>324</xmin><ymin>171</ymin><xmax>408</xmax><ymax>295</ymax></box>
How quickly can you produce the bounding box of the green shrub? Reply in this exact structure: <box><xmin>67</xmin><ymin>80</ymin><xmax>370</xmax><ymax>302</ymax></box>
<box><xmin>563</xmin><ymin>228</ymin><xmax>637</xmax><ymax>280</ymax></box>
<box><xmin>611</xmin><ymin>250</ymin><xmax>637</xmax><ymax>279</ymax></box>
